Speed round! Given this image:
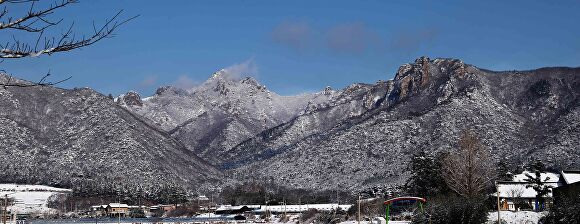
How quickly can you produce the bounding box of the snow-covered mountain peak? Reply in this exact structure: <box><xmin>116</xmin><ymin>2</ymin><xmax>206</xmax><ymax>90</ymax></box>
<box><xmin>210</xmin><ymin>69</ymin><xmax>229</xmax><ymax>80</ymax></box>
<box><xmin>208</xmin><ymin>68</ymin><xmax>253</xmax><ymax>83</ymax></box>
<box><xmin>119</xmin><ymin>69</ymin><xmax>337</xmax><ymax>165</ymax></box>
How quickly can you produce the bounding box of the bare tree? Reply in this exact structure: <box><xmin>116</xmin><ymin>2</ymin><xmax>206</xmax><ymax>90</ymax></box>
<box><xmin>506</xmin><ymin>186</ymin><xmax>525</xmax><ymax>210</ymax></box>
<box><xmin>0</xmin><ymin>0</ymin><xmax>137</xmax><ymax>87</ymax></box>
<box><xmin>442</xmin><ymin>130</ymin><xmax>496</xmax><ymax>198</ymax></box>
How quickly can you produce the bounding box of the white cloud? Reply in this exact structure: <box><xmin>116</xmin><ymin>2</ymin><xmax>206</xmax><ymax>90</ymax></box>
<box><xmin>222</xmin><ymin>58</ymin><xmax>258</xmax><ymax>80</ymax></box>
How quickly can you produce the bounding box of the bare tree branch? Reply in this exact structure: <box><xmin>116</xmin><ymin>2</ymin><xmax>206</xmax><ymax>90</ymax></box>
<box><xmin>0</xmin><ymin>0</ymin><xmax>137</xmax><ymax>87</ymax></box>
<box><xmin>0</xmin><ymin>0</ymin><xmax>72</xmax><ymax>32</ymax></box>
<box><xmin>0</xmin><ymin>0</ymin><xmax>39</xmax><ymax>5</ymax></box>
<box><xmin>0</xmin><ymin>70</ymin><xmax>71</xmax><ymax>87</ymax></box>
<box><xmin>0</xmin><ymin>8</ymin><xmax>138</xmax><ymax>59</ymax></box>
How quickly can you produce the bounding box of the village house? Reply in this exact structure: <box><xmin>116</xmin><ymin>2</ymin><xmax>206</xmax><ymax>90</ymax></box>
<box><xmin>495</xmin><ymin>170</ymin><xmax>580</xmax><ymax>211</ymax></box>
<box><xmin>92</xmin><ymin>204</ymin><xmax>152</xmax><ymax>217</ymax></box>
<box><xmin>196</xmin><ymin>195</ymin><xmax>210</xmax><ymax>202</ymax></box>
<box><xmin>159</xmin><ymin>204</ymin><xmax>177</xmax><ymax>212</ymax></box>
<box><xmin>106</xmin><ymin>203</ymin><xmax>129</xmax><ymax>217</ymax></box>
<box><xmin>90</xmin><ymin>205</ymin><xmax>108</xmax><ymax>217</ymax></box>
<box><xmin>553</xmin><ymin>170</ymin><xmax>580</xmax><ymax>202</ymax></box>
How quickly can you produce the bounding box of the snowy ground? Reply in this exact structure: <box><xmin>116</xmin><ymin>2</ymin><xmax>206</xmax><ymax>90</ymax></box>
<box><xmin>0</xmin><ymin>184</ymin><xmax>71</xmax><ymax>215</ymax></box>
<box><xmin>340</xmin><ymin>220</ymin><xmax>409</xmax><ymax>224</ymax></box>
<box><xmin>486</xmin><ymin>211</ymin><xmax>546</xmax><ymax>224</ymax></box>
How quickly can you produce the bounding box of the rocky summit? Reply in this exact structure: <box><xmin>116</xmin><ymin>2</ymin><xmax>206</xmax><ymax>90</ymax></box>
<box><xmin>223</xmin><ymin>57</ymin><xmax>580</xmax><ymax>192</ymax></box>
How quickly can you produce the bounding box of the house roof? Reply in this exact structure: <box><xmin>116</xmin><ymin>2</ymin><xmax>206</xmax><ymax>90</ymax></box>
<box><xmin>496</xmin><ymin>182</ymin><xmax>560</xmax><ymax>198</ymax></box>
<box><xmin>494</xmin><ymin>171</ymin><xmax>564</xmax><ymax>198</ymax></box>
<box><xmin>512</xmin><ymin>171</ymin><xmax>560</xmax><ymax>182</ymax></box>
<box><xmin>215</xmin><ymin>204</ymin><xmax>352</xmax><ymax>213</ymax></box>
<box><xmin>197</xmin><ymin>195</ymin><xmax>210</xmax><ymax>200</ymax></box>
<box><xmin>255</xmin><ymin>204</ymin><xmax>352</xmax><ymax>212</ymax></box>
<box><xmin>108</xmin><ymin>203</ymin><xmax>129</xmax><ymax>208</ymax></box>
<box><xmin>560</xmin><ymin>170</ymin><xmax>580</xmax><ymax>185</ymax></box>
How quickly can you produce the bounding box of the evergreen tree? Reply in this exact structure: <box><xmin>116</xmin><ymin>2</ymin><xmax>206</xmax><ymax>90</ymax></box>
<box><xmin>497</xmin><ymin>159</ymin><xmax>514</xmax><ymax>181</ymax></box>
<box><xmin>159</xmin><ymin>184</ymin><xmax>187</xmax><ymax>205</ymax></box>
<box><xmin>524</xmin><ymin>159</ymin><xmax>552</xmax><ymax>211</ymax></box>
<box><xmin>405</xmin><ymin>150</ymin><xmax>449</xmax><ymax>197</ymax></box>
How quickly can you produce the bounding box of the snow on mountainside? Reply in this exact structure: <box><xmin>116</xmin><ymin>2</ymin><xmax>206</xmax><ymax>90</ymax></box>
<box><xmin>2</xmin><ymin>57</ymin><xmax>578</xmax><ymax>197</ymax></box>
<box><xmin>119</xmin><ymin>69</ymin><xmax>337</xmax><ymax>165</ymax></box>
<box><xmin>225</xmin><ymin>57</ymin><xmax>580</xmax><ymax>192</ymax></box>
<box><xmin>219</xmin><ymin>80</ymin><xmax>394</xmax><ymax>169</ymax></box>
<box><xmin>0</xmin><ymin>74</ymin><xmax>221</xmax><ymax>197</ymax></box>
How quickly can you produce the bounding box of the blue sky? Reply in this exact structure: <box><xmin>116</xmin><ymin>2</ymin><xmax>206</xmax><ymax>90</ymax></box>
<box><xmin>1</xmin><ymin>0</ymin><xmax>579</xmax><ymax>96</ymax></box>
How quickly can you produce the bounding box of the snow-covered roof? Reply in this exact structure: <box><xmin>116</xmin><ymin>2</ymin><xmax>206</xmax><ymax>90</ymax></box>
<box><xmin>216</xmin><ymin>204</ymin><xmax>352</xmax><ymax>213</ymax></box>
<box><xmin>256</xmin><ymin>204</ymin><xmax>352</xmax><ymax>213</ymax></box>
<box><xmin>494</xmin><ymin>171</ymin><xmax>564</xmax><ymax>198</ymax></box>
<box><xmin>196</xmin><ymin>195</ymin><xmax>210</xmax><ymax>201</ymax></box>
<box><xmin>512</xmin><ymin>171</ymin><xmax>560</xmax><ymax>182</ymax></box>
<box><xmin>108</xmin><ymin>203</ymin><xmax>129</xmax><ymax>208</ymax></box>
<box><xmin>215</xmin><ymin>205</ymin><xmax>260</xmax><ymax>211</ymax></box>
<box><xmin>496</xmin><ymin>182</ymin><xmax>560</xmax><ymax>198</ymax></box>
<box><xmin>560</xmin><ymin>170</ymin><xmax>580</xmax><ymax>185</ymax></box>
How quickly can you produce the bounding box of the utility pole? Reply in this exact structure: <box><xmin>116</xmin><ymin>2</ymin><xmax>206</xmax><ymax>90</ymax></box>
<box><xmin>357</xmin><ymin>195</ymin><xmax>361</xmax><ymax>224</ymax></box>
<box><xmin>209</xmin><ymin>194</ymin><xmax>213</xmax><ymax>224</ymax></box>
<box><xmin>334</xmin><ymin>190</ymin><xmax>338</xmax><ymax>217</ymax></box>
<box><xmin>2</xmin><ymin>195</ymin><xmax>5</xmax><ymax>224</ymax></box>
<box><xmin>283</xmin><ymin>197</ymin><xmax>287</xmax><ymax>219</ymax></box>
<box><xmin>496</xmin><ymin>181</ymin><xmax>501</xmax><ymax>224</ymax></box>
<box><xmin>3</xmin><ymin>194</ymin><xmax>7</xmax><ymax>224</ymax></box>
<box><xmin>298</xmin><ymin>198</ymin><xmax>301</xmax><ymax>224</ymax></box>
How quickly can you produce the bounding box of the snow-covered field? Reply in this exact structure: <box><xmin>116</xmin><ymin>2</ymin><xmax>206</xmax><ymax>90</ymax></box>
<box><xmin>0</xmin><ymin>184</ymin><xmax>71</xmax><ymax>215</ymax></box>
<box><xmin>486</xmin><ymin>211</ymin><xmax>546</xmax><ymax>224</ymax></box>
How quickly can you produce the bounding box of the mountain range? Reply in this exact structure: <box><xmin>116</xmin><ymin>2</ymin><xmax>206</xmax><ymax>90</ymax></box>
<box><xmin>1</xmin><ymin>57</ymin><xmax>578</xmax><ymax>196</ymax></box>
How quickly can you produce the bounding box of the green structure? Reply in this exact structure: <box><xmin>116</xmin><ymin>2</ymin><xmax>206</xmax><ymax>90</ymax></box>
<box><xmin>383</xmin><ymin>196</ymin><xmax>427</xmax><ymax>224</ymax></box>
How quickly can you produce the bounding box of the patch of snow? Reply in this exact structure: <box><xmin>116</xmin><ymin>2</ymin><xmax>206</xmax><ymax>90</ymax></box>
<box><xmin>486</xmin><ymin>211</ymin><xmax>546</xmax><ymax>224</ymax></box>
<box><xmin>0</xmin><ymin>184</ymin><xmax>71</xmax><ymax>215</ymax></box>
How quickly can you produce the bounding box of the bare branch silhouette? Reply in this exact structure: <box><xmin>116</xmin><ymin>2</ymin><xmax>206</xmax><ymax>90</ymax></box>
<box><xmin>1</xmin><ymin>70</ymin><xmax>70</xmax><ymax>87</ymax></box>
<box><xmin>0</xmin><ymin>0</ymin><xmax>137</xmax><ymax>87</ymax></box>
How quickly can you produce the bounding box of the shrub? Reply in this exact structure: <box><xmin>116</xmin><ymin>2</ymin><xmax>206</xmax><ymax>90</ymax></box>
<box><xmin>315</xmin><ymin>211</ymin><xmax>343</xmax><ymax>224</ymax></box>
<box><xmin>412</xmin><ymin>195</ymin><xmax>489</xmax><ymax>224</ymax></box>
<box><xmin>540</xmin><ymin>196</ymin><xmax>580</xmax><ymax>224</ymax></box>
<box><xmin>164</xmin><ymin>205</ymin><xmax>198</xmax><ymax>217</ymax></box>
<box><xmin>300</xmin><ymin>209</ymin><xmax>319</xmax><ymax>222</ymax></box>
<box><xmin>129</xmin><ymin>208</ymin><xmax>146</xmax><ymax>218</ymax></box>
